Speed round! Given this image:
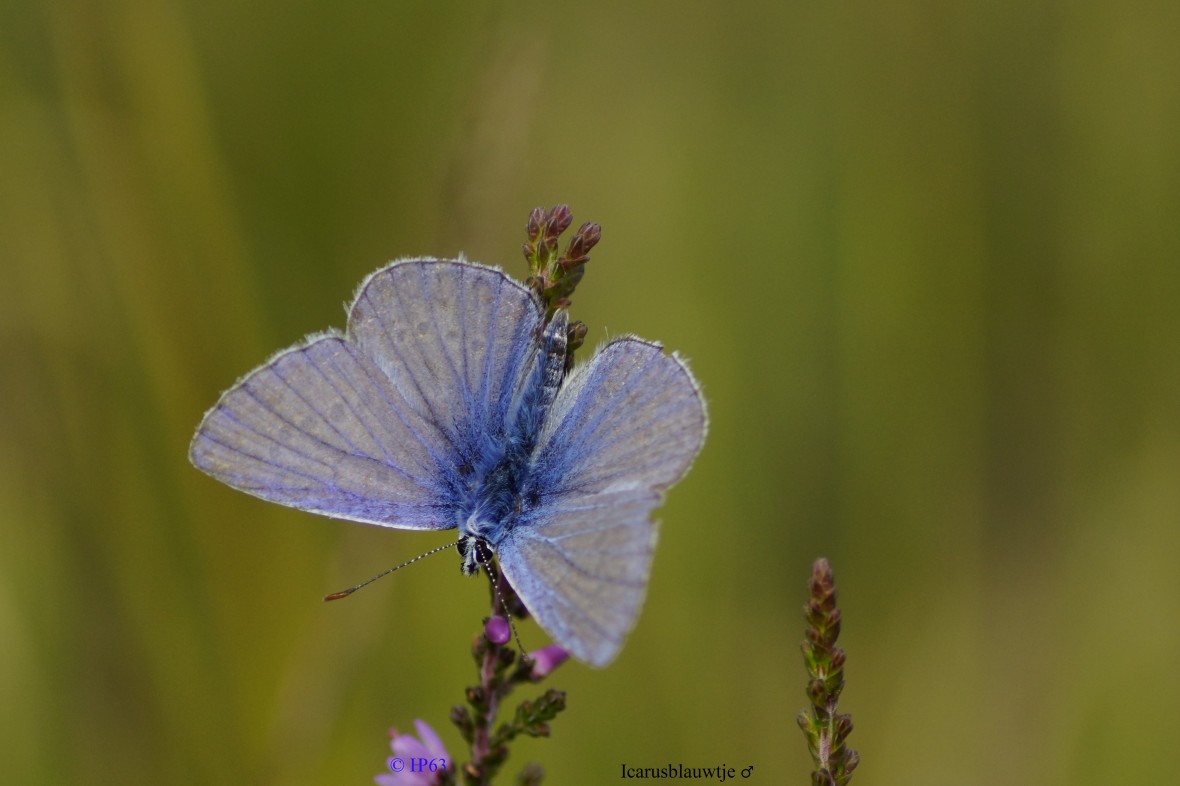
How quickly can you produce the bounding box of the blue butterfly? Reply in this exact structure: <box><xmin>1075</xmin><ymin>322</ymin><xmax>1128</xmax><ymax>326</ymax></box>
<box><xmin>190</xmin><ymin>258</ymin><xmax>707</xmax><ymax>666</ymax></box>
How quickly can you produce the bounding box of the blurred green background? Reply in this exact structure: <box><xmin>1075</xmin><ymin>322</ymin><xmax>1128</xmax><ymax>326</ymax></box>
<box><xmin>3</xmin><ymin>1</ymin><xmax>1178</xmax><ymax>784</ymax></box>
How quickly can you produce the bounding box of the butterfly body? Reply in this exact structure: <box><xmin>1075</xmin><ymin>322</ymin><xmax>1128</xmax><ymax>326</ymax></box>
<box><xmin>454</xmin><ymin>310</ymin><xmax>567</xmax><ymax>573</ymax></box>
<box><xmin>191</xmin><ymin>258</ymin><xmax>706</xmax><ymax>666</ymax></box>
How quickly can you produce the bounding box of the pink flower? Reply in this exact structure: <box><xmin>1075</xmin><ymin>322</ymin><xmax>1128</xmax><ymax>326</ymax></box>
<box><xmin>527</xmin><ymin>645</ymin><xmax>570</xmax><ymax>679</ymax></box>
<box><xmin>374</xmin><ymin>720</ymin><xmax>451</xmax><ymax>786</ymax></box>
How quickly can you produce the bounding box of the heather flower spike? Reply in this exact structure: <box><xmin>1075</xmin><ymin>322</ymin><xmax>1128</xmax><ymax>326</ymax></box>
<box><xmin>448</xmin><ymin>567</ymin><xmax>568</xmax><ymax>785</ymax></box>
<box><xmin>797</xmin><ymin>558</ymin><xmax>859</xmax><ymax>785</ymax></box>
<box><xmin>383</xmin><ymin>555</ymin><xmax>569</xmax><ymax>785</ymax></box>
<box><xmin>521</xmin><ymin>203</ymin><xmax>599</xmax><ymax>358</ymax></box>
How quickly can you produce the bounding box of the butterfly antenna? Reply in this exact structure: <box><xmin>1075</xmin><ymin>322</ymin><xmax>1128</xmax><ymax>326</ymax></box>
<box><xmin>476</xmin><ymin>541</ymin><xmax>530</xmax><ymax>664</ymax></box>
<box><xmin>323</xmin><ymin>542</ymin><xmax>456</xmax><ymax>601</ymax></box>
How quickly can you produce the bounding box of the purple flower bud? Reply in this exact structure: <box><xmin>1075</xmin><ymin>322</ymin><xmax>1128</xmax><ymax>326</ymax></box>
<box><xmin>527</xmin><ymin>645</ymin><xmax>570</xmax><ymax>678</ymax></box>
<box><xmin>549</xmin><ymin>204</ymin><xmax>573</xmax><ymax>235</ymax></box>
<box><xmin>571</xmin><ymin>221</ymin><xmax>601</xmax><ymax>257</ymax></box>
<box><xmin>834</xmin><ymin>713</ymin><xmax>854</xmax><ymax>737</ymax></box>
<box><xmin>484</xmin><ymin>615</ymin><xmax>511</xmax><ymax>645</ymax></box>
<box><xmin>527</xmin><ymin>207</ymin><xmax>545</xmax><ymax>241</ymax></box>
<box><xmin>567</xmin><ymin>321</ymin><xmax>588</xmax><ymax>351</ymax></box>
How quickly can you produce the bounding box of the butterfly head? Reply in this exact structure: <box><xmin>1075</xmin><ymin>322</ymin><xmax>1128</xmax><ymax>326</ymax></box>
<box><xmin>457</xmin><ymin>534</ymin><xmax>494</xmax><ymax>577</ymax></box>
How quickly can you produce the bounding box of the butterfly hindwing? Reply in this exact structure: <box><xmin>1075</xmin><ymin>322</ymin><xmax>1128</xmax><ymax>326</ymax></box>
<box><xmin>348</xmin><ymin>258</ymin><xmax>543</xmax><ymax>456</ymax></box>
<box><xmin>532</xmin><ymin>337</ymin><xmax>707</xmax><ymax>498</ymax></box>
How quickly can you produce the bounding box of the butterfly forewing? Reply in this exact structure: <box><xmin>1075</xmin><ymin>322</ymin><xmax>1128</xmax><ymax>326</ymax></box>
<box><xmin>497</xmin><ymin>339</ymin><xmax>707</xmax><ymax>666</ymax></box>
<box><xmin>190</xmin><ymin>258</ymin><xmax>545</xmax><ymax>532</ymax></box>
<box><xmin>498</xmin><ymin>490</ymin><xmax>662</xmax><ymax>667</ymax></box>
